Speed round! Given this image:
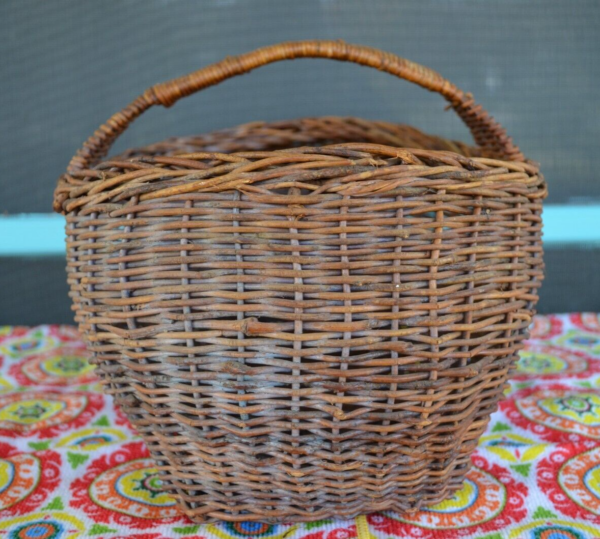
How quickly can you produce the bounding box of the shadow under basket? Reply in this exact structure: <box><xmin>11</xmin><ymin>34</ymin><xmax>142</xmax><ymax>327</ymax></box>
<box><xmin>54</xmin><ymin>41</ymin><xmax>547</xmax><ymax>523</ymax></box>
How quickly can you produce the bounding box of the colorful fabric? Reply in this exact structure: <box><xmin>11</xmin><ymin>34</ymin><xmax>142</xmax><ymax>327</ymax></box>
<box><xmin>2</xmin><ymin>314</ymin><xmax>600</xmax><ymax>538</ymax></box>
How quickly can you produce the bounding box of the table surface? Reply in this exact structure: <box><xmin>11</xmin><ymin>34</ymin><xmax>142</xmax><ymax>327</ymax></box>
<box><xmin>2</xmin><ymin>313</ymin><xmax>600</xmax><ymax>539</ymax></box>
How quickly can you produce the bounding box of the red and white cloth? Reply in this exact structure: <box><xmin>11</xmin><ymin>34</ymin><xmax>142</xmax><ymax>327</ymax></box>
<box><xmin>2</xmin><ymin>314</ymin><xmax>600</xmax><ymax>538</ymax></box>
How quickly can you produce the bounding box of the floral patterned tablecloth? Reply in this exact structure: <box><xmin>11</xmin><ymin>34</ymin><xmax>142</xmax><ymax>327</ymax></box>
<box><xmin>2</xmin><ymin>314</ymin><xmax>600</xmax><ymax>539</ymax></box>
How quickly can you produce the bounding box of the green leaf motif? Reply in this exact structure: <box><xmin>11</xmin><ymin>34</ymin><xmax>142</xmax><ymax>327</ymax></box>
<box><xmin>532</xmin><ymin>506</ymin><xmax>557</xmax><ymax>519</ymax></box>
<box><xmin>511</xmin><ymin>463</ymin><xmax>531</xmax><ymax>477</ymax></box>
<box><xmin>42</xmin><ymin>496</ymin><xmax>64</xmax><ymax>510</ymax></box>
<box><xmin>92</xmin><ymin>415</ymin><xmax>110</xmax><ymax>427</ymax></box>
<box><xmin>305</xmin><ymin>520</ymin><xmax>333</xmax><ymax>530</ymax></box>
<box><xmin>89</xmin><ymin>524</ymin><xmax>117</xmax><ymax>535</ymax></box>
<box><xmin>173</xmin><ymin>525</ymin><xmax>201</xmax><ymax>535</ymax></box>
<box><xmin>28</xmin><ymin>441</ymin><xmax>51</xmax><ymax>451</ymax></box>
<box><xmin>67</xmin><ymin>451</ymin><xmax>89</xmax><ymax>469</ymax></box>
<box><xmin>492</xmin><ymin>422</ymin><xmax>511</xmax><ymax>432</ymax></box>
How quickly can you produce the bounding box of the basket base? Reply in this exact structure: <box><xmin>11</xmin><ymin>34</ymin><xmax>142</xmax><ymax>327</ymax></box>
<box><xmin>161</xmin><ymin>459</ymin><xmax>472</xmax><ymax>524</ymax></box>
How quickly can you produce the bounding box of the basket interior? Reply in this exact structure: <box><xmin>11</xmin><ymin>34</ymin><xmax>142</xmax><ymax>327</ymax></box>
<box><xmin>119</xmin><ymin>116</ymin><xmax>480</xmax><ymax>160</ymax></box>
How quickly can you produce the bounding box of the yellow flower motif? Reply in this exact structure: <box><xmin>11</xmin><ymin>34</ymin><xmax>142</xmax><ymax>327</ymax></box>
<box><xmin>556</xmin><ymin>330</ymin><xmax>600</xmax><ymax>355</ymax></box>
<box><xmin>479</xmin><ymin>433</ymin><xmax>547</xmax><ymax>463</ymax></box>
<box><xmin>56</xmin><ymin>427</ymin><xmax>128</xmax><ymax>451</ymax></box>
<box><xmin>509</xmin><ymin>519</ymin><xmax>600</xmax><ymax>538</ymax></box>
<box><xmin>0</xmin><ymin>512</ymin><xmax>85</xmax><ymax>539</ymax></box>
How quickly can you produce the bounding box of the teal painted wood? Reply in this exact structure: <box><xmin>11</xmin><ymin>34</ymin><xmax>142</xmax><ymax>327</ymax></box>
<box><xmin>0</xmin><ymin>214</ymin><xmax>66</xmax><ymax>256</ymax></box>
<box><xmin>0</xmin><ymin>206</ymin><xmax>599</xmax><ymax>256</ymax></box>
<box><xmin>542</xmin><ymin>206</ymin><xmax>600</xmax><ymax>246</ymax></box>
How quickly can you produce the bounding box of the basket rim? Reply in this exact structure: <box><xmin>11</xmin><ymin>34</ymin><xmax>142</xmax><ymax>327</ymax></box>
<box><xmin>55</xmin><ymin>116</ymin><xmax>541</xmax><ymax>216</ymax></box>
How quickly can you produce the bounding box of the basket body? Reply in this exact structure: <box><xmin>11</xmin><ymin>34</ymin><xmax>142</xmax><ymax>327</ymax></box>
<box><xmin>60</xmin><ymin>117</ymin><xmax>546</xmax><ymax>522</ymax></box>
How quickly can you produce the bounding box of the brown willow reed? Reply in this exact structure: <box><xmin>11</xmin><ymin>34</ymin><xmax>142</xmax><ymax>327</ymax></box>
<box><xmin>54</xmin><ymin>41</ymin><xmax>546</xmax><ymax>523</ymax></box>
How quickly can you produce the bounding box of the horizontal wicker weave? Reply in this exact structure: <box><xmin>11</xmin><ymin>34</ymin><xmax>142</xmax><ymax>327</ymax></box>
<box><xmin>54</xmin><ymin>41</ymin><xmax>547</xmax><ymax>523</ymax></box>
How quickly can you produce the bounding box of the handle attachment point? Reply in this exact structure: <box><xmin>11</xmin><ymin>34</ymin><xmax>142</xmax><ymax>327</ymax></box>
<box><xmin>56</xmin><ymin>40</ymin><xmax>525</xmax><ymax>213</ymax></box>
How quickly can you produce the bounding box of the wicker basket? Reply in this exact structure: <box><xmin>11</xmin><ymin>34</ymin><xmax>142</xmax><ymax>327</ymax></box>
<box><xmin>54</xmin><ymin>41</ymin><xmax>547</xmax><ymax>523</ymax></box>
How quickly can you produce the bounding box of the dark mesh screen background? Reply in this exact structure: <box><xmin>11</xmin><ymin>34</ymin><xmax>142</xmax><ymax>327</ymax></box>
<box><xmin>1</xmin><ymin>0</ymin><xmax>598</xmax><ymax>323</ymax></box>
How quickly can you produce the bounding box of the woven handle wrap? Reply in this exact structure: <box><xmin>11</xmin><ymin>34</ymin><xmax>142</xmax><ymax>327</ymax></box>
<box><xmin>57</xmin><ymin>40</ymin><xmax>524</xmax><ymax>211</ymax></box>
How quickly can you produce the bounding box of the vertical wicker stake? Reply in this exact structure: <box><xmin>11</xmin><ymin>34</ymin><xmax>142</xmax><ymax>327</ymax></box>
<box><xmin>54</xmin><ymin>41</ymin><xmax>546</xmax><ymax>523</ymax></box>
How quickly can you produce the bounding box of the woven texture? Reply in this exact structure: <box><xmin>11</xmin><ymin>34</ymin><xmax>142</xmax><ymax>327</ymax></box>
<box><xmin>53</xmin><ymin>42</ymin><xmax>547</xmax><ymax>522</ymax></box>
<box><xmin>5</xmin><ymin>314</ymin><xmax>600</xmax><ymax>539</ymax></box>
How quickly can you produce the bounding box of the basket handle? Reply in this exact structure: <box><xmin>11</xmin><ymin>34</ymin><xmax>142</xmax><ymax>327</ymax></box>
<box><xmin>57</xmin><ymin>40</ymin><xmax>525</xmax><ymax>210</ymax></box>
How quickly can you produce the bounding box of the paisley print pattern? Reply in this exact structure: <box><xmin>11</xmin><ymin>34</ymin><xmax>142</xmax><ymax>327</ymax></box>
<box><xmin>538</xmin><ymin>443</ymin><xmax>600</xmax><ymax>524</ymax></box>
<box><xmin>0</xmin><ymin>512</ymin><xmax>85</xmax><ymax>539</ymax></box>
<box><xmin>506</xmin><ymin>519</ymin><xmax>600</xmax><ymax>539</ymax></box>
<box><xmin>556</xmin><ymin>330</ymin><xmax>600</xmax><ymax>356</ymax></box>
<box><xmin>9</xmin><ymin>348</ymin><xmax>97</xmax><ymax>387</ymax></box>
<box><xmin>1</xmin><ymin>314</ymin><xmax>600</xmax><ymax>538</ymax></box>
<box><xmin>0</xmin><ymin>391</ymin><xmax>103</xmax><ymax>438</ymax></box>
<box><xmin>0</xmin><ymin>329</ymin><xmax>59</xmax><ymax>361</ymax></box>
<box><xmin>207</xmin><ymin>522</ymin><xmax>298</xmax><ymax>539</ymax></box>
<box><xmin>529</xmin><ymin>315</ymin><xmax>564</xmax><ymax>340</ymax></box>
<box><xmin>504</xmin><ymin>385</ymin><xmax>600</xmax><ymax>442</ymax></box>
<box><xmin>55</xmin><ymin>427</ymin><xmax>128</xmax><ymax>450</ymax></box>
<box><xmin>70</xmin><ymin>441</ymin><xmax>186</xmax><ymax>529</ymax></box>
<box><xmin>0</xmin><ymin>444</ymin><xmax>61</xmax><ymax>517</ymax></box>
<box><xmin>560</xmin><ymin>447</ymin><xmax>600</xmax><ymax>516</ymax></box>
<box><xmin>479</xmin><ymin>432</ymin><xmax>547</xmax><ymax>463</ymax></box>
<box><xmin>515</xmin><ymin>343</ymin><xmax>594</xmax><ymax>379</ymax></box>
<box><xmin>0</xmin><ymin>454</ymin><xmax>40</xmax><ymax>511</ymax></box>
<box><xmin>571</xmin><ymin>313</ymin><xmax>600</xmax><ymax>333</ymax></box>
<box><xmin>367</xmin><ymin>458</ymin><xmax>527</xmax><ymax>538</ymax></box>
